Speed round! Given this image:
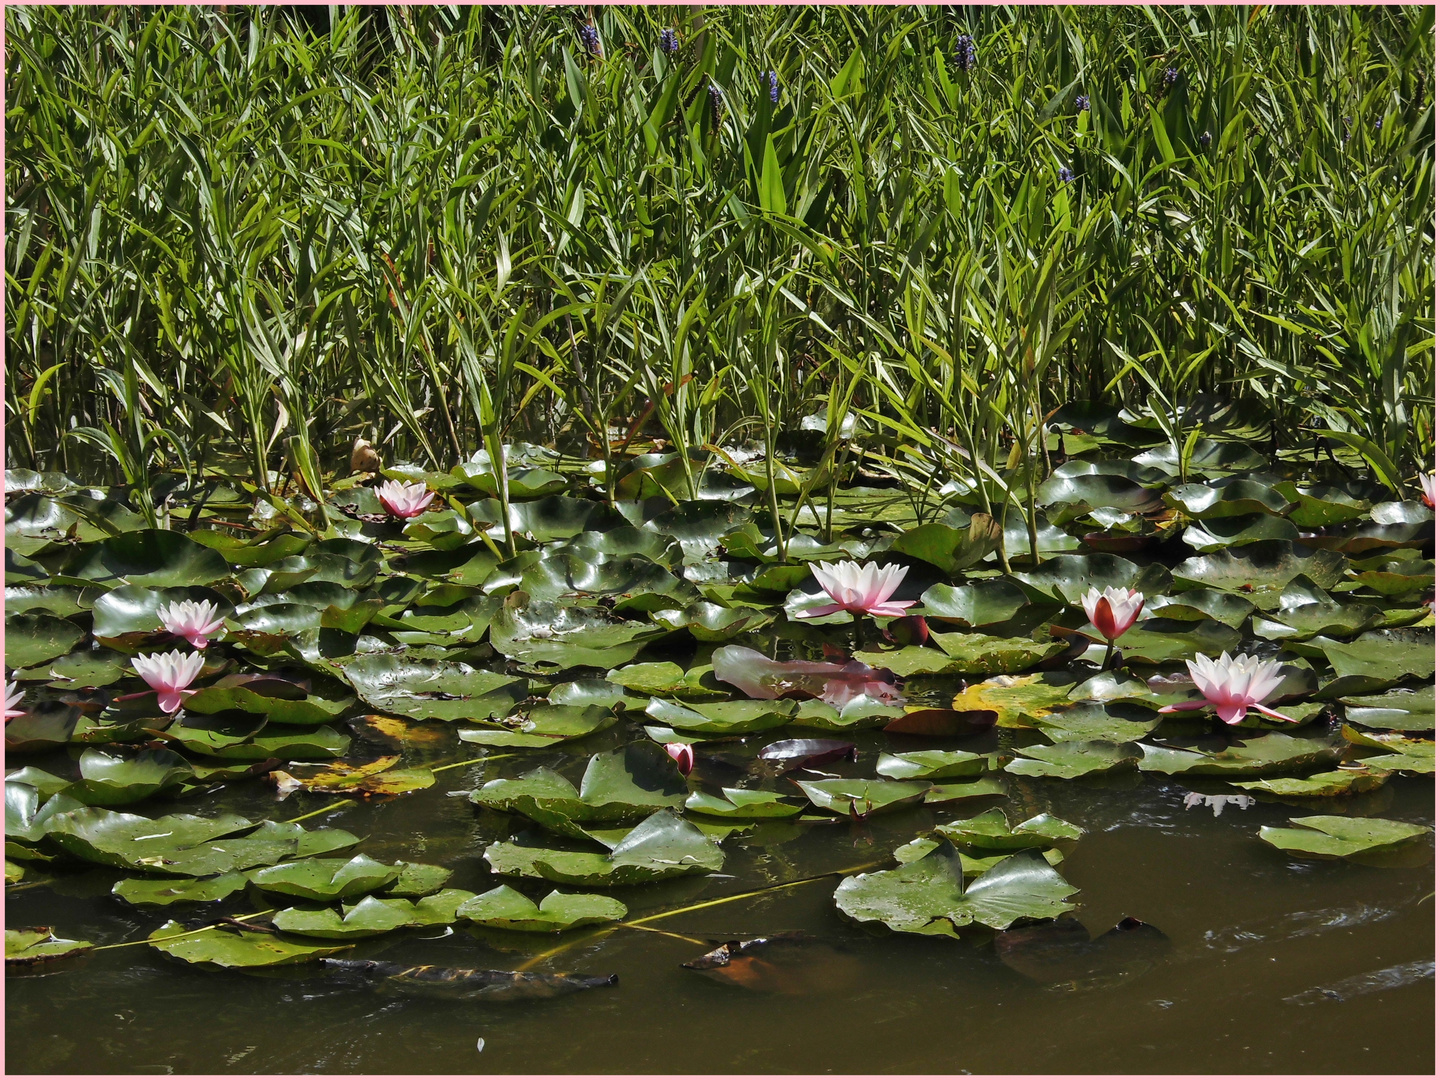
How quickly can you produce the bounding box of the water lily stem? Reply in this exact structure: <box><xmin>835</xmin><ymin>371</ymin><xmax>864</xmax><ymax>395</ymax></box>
<box><xmin>514</xmin><ymin>859</ymin><xmax>887</xmax><ymax>972</ymax></box>
<box><xmin>1102</xmin><ymin>641</ymin><xmax>1115</xmax><ymax>670</ymax></box>
<box><xmin>91</xmin><ymin>910</ymin><xmax>277</xmax><ymax>952</ymax></box>
<box><xmin>431</xmin><ymin>753</ymin><xmax>518</xmax><ymax>775</ymax></box>
<box><xmin>284</xmin><ymin>799</ymin><xmax>354</xmax><ymax>825</ymax></box>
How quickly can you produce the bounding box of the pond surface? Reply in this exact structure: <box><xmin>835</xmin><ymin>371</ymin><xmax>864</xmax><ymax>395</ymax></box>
<box><xmin>8</xmin><ymin>725</ymin><xmax>1433</xmax><ymax>1075</ymax></box>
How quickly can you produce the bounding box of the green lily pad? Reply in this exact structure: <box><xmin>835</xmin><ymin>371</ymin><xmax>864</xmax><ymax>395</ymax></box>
<box><xmin>1004</xmin><ymin>740</ymin><xmax>1142</xmax><ymax>779</ymax></box>
<box><xmin>645</xmin><ymin>697</ymin><xmax>796</xmax><ymax>735</ymax></box>
<box><xmin>834</xmin><ymin>843</ymin><xmax>1078</xmax><ymax>936</ymax></box>
<box><xmin>1348</xmin><ymin>556</ymin><xmax>1433</xmax><ymax>597</ymax></box>
<box><xmin>790</xmin><ymin>698</ymin><xmax>906</xmax><ymax>731</ymax></box>
<box><xmin>1182</xmin><ymin>513</ymin><xmax>1301</xmax><ymax>552</ymax></box>
<box><xmin>547</xmin><ymin>678</ymin><xmax>647</xmax><ymax>711</ymax></box>
<box><xmin>164</xmin><ymin>717</ymin><xmax>351</xmax><ymax>761</ymax></box>
<box><xmin>45</xmin><ymin>807</ymin><xmax>254</xmax><ymax>871</ymax></box>
<box><xmin>1172</xmin><ymin>541</ymin><xmax>1345</xmax><ymax>594</ymax></box>
<box><xmin>484</xmin><ymin>809</ymin><xmax>725</xmax><ymax>886</ymax></box>
<box><xmin>1340</xmin><ymin>725</ymin><xmax>1435</xmax><ymax>773</ymax></box>
<box><xmin>1317</xmin><ymin>629</ymin><xmax>1435</xmax><ymax>694</ymax></box>
<box><xmin>459</xmin><ymin>704</ymin><xmax>618</xmax><ymax>748</ymax></box>
<box><xmin>48</xmin><ymin>530</ymin><xmax>231</xmax><ymax>588</ymax></box>
<box><xmin>1136</xmin><ymin>733</ymin><xmax>1340</xmax><ymax>777</ymax></box>
<box><xmin>112</xmin><ymin>872</ymin><xmax>248</xmax><ymax>906</ymax></box>
<box><xmin>1253</xmin><ymin>595</ymin><xmax>1384</xmax><ymax>642</ymax></box>
<box><xmin>1101</xmin><ymin>619</ymin><xmax>1243</xmax><ymax>665</ymax></box>
<box><xmin>18</xmin><ymin>646</ymin><xmax>132</xmax><ymax>689</ymax></box>
<box><xmin>868</xmin><ymin>634</ymin><xmax>1068</xmax><ymax>677</ymax></box>
<box><xmin>270</xmin><ymin>892</ymin><xmax>474</xmax><ymax>939</ymax></box>
<box><xmin>1257</xmin><ymin>815</ymin><xmax>1431</xmax><ymax>859</ymax></box>
<box><xmin>338</xmin><ymin>654</ymin><xmax>527</xmax><ymax>722</ymax></box>
<box><xmin>490</xmin><ymin>594</ymin><xmax>669</xmax><ymax>668</ymax></box>
<box><xmin>247</xmin><ymin>854</ymin><xmax>402</xmax><ymax>901</ymax></box>
<box><xmin>918</xmin><ymin>580</ymin><xmax>1041</xmax><ymax>628</ymax></box>
<box><xmin>146</xmin><ymin>919</ymin><xmax>349</xmax><ymax>968</ymax></box>
<box><xmin>922</xmin><ymin>778</ymin><xmax>1008</xmax><ymax>804</ymax></box>
<box><xmin>1164</xmin><ymin>479</ymin><xmax>1294</xmax><ymax>519</ymax></box>
<box><xmin>1230</xmin><ymin>767</ymin><xmax>1393</xmax><ymax>799</ymax></box>
<box><xmin>650</xmin><ymin>602</ymin><xmax>774</xmax><ymax>641</ymax></box>
<box><xmin>684</xmin><ymin>788</ymin><xmax>805</xmax><ymax>819</ymax></box>
<box><xmin>1037</xmin><ymin>472</ymin><xmax>1163</xmax><ymax>520</ymax></box>
<box><xmin>937</xmin><ymin>808</ymin><xmax>1084</xmax><ymax>850</ymax></box>
<box><xmin>6</xmin><ymin>927</ymin><xmax>95</xmax><ymax>965</ymax></box>
<box><xmin>4</xmin><ymin>613</ymin><xmax>85</xmax><ymax>669</ymax></box>
<box><xmin>62</xmin><ymin>747</ymin><xmax>194</xmax><ymax>807</ymax></box>
<box><xmin>1011</xmin><ymin>554</ymin><xmax>1172</xmax><ymax>605</ymax></box>
<box><xmin>3</xmin><ymin>584</ymin><xmax>97</xmax><ymax>618</ymax></box>
<box><xmin>875</xmin><ymin>750</ymin><xmax>1002</xmax><ymax>780</ymax></box>
<box><xmin>381</xmin><ymin>861</ymin><xmax>455</xmax><ymax>897</ymax></box>
<box><xmin>887</xmin><ymin>518</ymin><xmax>999</xmax><ymax>574</ymax></box>
<box><xmin>455</xmin><ymin>886</ymin><xmax>628</xmax><ymax>932</ymax></box>
<box><xmin>793</xmin><ymin>778</ymin><xmax>930</xmax><ymax>817</ymax></box>
<box><xmin>1030</xmin><ymin>702</ymin><xmax>1160</xmax><ymax>742</ymax></box>
<box><xmin>470</xmin><ymin>744</ymin><xmax>688</xmax><ymax>838</ymax></box>
<box><xmin>1340</xmin><ymin>687</ymin><xmax>1436</xmax><ymax>732</ymax></box>
<box><xmin>1274</xmin><ymin>484</ymin><xmax>1372</xmax><ymax>527</ymax></box>
<box><xmin>1143</xmin><ymin>589</ymin><xmax>1255</xmax><ymax>627</ymax></box>
<box><xmin>605</xmin><ymin>661</ymin><xmax>726</xmax><ymax>700</ymax></box>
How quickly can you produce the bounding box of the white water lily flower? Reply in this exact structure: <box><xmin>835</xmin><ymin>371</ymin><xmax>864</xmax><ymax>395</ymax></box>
<box><xmin>799</xmin><ymin>561</ymin><xmax>914</xmax><ymax>619</ymax></box>
<box><xmin>1080</xmin><ymin>586</ymin><xmax>1144</xmax><ymax>641</ymax></box>
<box><xmin>1419</xmin><ymin>472</ymin><xmax>1435</xmax><ymax>509</ymax></box>
<box><xmin>1159</xmin><ymin>651</ymin><xmax>1289</xmax><ymax>725</ymax></box>
<box><xmin>5</xmin><ymin>680</ymin><xmax>25</xmax><ymax>721</ymax></box>
<box><xmin>157</xmin><ymin>599</ymin><xmax>226</xmax><ymax>649</ymax></box>
<box><xmin>132</xmin><ymin>650</ymin><xmax>206</xmax><ymax>714</ymax></box>
<box><xmin>376</xmin><ymin>479</ymin><xmax>436</xmax><ymax>519</ymax></box>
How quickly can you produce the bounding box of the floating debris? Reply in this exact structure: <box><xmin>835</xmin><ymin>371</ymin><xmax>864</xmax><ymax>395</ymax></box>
<box><xmin>317</xmin><ymin>958</ymin><xmax>618</xmax><ymax>1002</ymax></box>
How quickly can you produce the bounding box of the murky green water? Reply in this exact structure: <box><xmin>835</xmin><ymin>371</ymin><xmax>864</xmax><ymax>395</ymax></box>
<box><xmin>7</xmin><ymin>721</ymin><xmax>1433</xmax><ymax>1075</ymax></box>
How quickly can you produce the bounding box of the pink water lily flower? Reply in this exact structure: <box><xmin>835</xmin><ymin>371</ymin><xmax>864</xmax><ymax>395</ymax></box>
<box><xmin>4</xmin><ymin>680</ymin><xmax>25</xmax><ymax>722</ymax></box>
<box><xmin>819</xmin><ymin>675</ymin><xmax>905</xmax><ymax>709</ymax></box>
<box><xmin>376</xmin><ymin>479</ymin><xmax>436</xmax><ymax>519</ymax></box>
<box><xmin>1158</xmin><ymin>652</ymin><xmax>1290</xmax><ymax>725</ymax></box>
<box><xmin>1419</xmin><ymin>472</ymin><xmax>1435</xmax><ymax>509</ymax></box>
<box><xmin>132</xmin><ymin>650</ymin><xmax>206</xmax><ymax>714</ymax></box>
<box><xmin>1081</xmin><ymin>587</ymin><xmax>1144</xmax><ymax>641</ymax></box>
<box><xmin>799</xmin><ymin>561</ymin><xmax>914</xmax><ymax>619</ymax></box>
<box><xmin>157</xmin><ymin>599</ymin><xmax>226</xmax><ymax>649</ymax></box>
<box><xmin>664</xmin><ymin>743</ymin><xmax>695</xmax><ymax>776</ymax></box>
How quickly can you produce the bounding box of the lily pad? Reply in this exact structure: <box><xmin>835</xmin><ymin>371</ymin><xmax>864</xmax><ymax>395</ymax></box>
<box><xmin>834</xmin><ymin>843</ymin><xmax>1078</xmax><ymax>937</ymax></box>
<box><xmin>246</xmin><ymin>854</ymin><xmax>402</xmax><ymax>901</ymax></box>
<box><xmin>1172</xmin><ymin>541</ymin><xmax>1345</xmax><ymax>594</ymax></box>
<box><xmin>950</xmin><ymin>673</ymin><xmax>1080</xmax><ymax>727</ymax></box>
<box><xmin>146</xmin><ymin>919</ymin><xmax>349</xmax><ymax>968</ymax></box>
<box><xmin>1004</xmin><ymin>740</ymin><xmax>1142</xmax><ymax>780</ymax></box>
<box><xmin>1136</xmin><ymin>733</ymin><xmax>1340</xmax><ymax>777</ymax></box>
<box><xmin>271</xmin><ymin>892</ymin><xmax>474</xmax><ymax>939</ymax></box>
<box><xmin>490</xmin><ymin>594</ymin><xmax>669</xmax><ymax>668</ymax></box>
<box><xmin>1340</xmin><ymin>726</ymin><xmax>1435</xmax><ymax>774</ymax></box>
<box><xmin>650</xmin><ymin>602</ymin><xmax>774</xmax><ymax>641</ymax></box>
<box><xmin>1182</xmin><ymin>513</ymin><xmax>1301</xmax><ymax>552</ymax></box>
<box><xmin>645</xmin><ymin>697</ymin><xmax>796</xmax><ymax>735</ymax></box>
<box><xmin>919</xmin><ymin>580</ymin><xmax>1036</xmax><ymax>628</ymax></box>
<box><xmin>875</xmin><ymin>750</ymin><xmax>1002</xmax><ymax>780</ymax></box>
<box><xmin>1164</xmin><ymin>479</ymin><xmax>1294</xmax><ymax>518</ymax></box>
<box><xmin>792</xmin><ymin>778</ymin><xmax>930</xmax><ymax>817</ymax></box>
<box><xmin>459</xmin><ymin>704</ymin><xmax>618</xmax><ymax>748</ymax></box>
<box><xmin>1011</xmin><ymin>554</ymin><xmax>1172</xmax><ymax>605</ymax></box>
<box><xmin>112</xmin><ymin>872</ymin><xmax>248</xmax><ymax>907</ymax></box>
<box><xmin>863</xmin><ymin>634</ymin><xmax>1067</xmax><ymax>678</ymax></box>
<box><xmin>484</xmin><ymin>809</ymin><xmax>724</xmax><ymax>885</ymax></box>
<box><xmin>1230</xmin><ymin>767</ymin><xmax>1393</xmax><ymax>799</ymax></box>
<box><xmin>44</xmin><ymin>530</ymin><xmax>231</xmax><ymax>589</ymax></box>
<box><xmin>1257</xmin><ymin>815</ymin><xmax>1431</xmax><ymax>859</ymax></box>
<box><xmin>684</xmin><ymin>788</ymin><xmax>805</xmax><ymax>819</ymax></box>
<box><xmin>4</xmin><ymin>613</ymin><xmax>85</xmax><ymax>669</ymax></box>
<box><xmin>62</xmin><ymin>747</ymin><xmax>194</xmax><ymax>807</ymax></box>
<box><xmin>1340</xmin><ymin>687</ymin><xmax>1436</xmax><ymax>732</ymax></box>
<box><xmin>164</xmin><ymin>717</ymin><xmax>351</xmax><ymax>761</ymax></box>
<box><xmin>455</xmin><ymin>886</ymin><xmax>627</xmax><ymax>932</ymax></box>
<box><xmin>338</xmin><ymin>654</ymin><xmax>527</xmax><ymax>722</ymax></box>
<box><xmin>6</xmin><ymin>927</ymin><xmax>95</xmax><ymax>965</ymax></box>
<box><xmin>1317</xmin><ymin>629</ymin><xmax>1435</xmax><ymax>693</ymax></box>
<box><xmin>936</xmin><ymin>808</ymin><xmax>1084</xmax><ymax>850</ymax></box>
<box><xmin>1030</xmin><ymin>702</ymin><xmax>1160</xmax><ymax>743</ymax></box>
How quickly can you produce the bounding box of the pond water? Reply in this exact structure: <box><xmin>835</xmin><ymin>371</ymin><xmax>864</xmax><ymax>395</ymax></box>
<box><xmin>8</xmin><ymin>722</ymin><xmax>1433</xmax><ymax>1075</ymax></box>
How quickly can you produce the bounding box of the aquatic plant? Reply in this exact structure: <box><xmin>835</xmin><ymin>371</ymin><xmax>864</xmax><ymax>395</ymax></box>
<box><xmin>131</xmin><ymin>650</ymin><xmax>205</xmax><ymax>714</ymax></box>
<box><xmin>376</xmin><ymin>480</ymin><xmax>437</xmax><ymax>519</ymax></box>
<box><xmin>157</xmin><ymin>599</ymin><xmax>225</xmax><ymax>650</ymax></box>
<box><xmin>1160</xmin><ymin>652</ymin><xmax>1290</xmax><ymax>725</ymax></box>
<box><xmin>800</xmin><ymin>562</ymin><xmax>914</xmax><ymax>619</ymax></box>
